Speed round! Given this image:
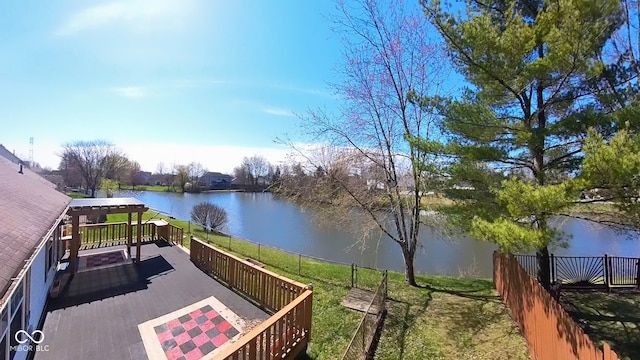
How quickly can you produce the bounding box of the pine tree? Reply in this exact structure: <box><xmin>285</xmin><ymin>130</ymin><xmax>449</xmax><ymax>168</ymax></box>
<box><xmin>420</xmin><ymin>0</ymin><xmax>635</xmax><ymax>288</ymax></box>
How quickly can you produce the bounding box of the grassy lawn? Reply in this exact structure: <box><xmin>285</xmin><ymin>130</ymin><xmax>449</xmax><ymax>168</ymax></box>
<box><xmin>106</xmin><ymin>212</ymin><xmax>530</xmax><ymax>359</ymax></box>
<box><xmin>125</xmin><ymin>185</ymin><xmax>178</xmax><ymax>192</ymax></box>
<box><xmin>66</xmin><ymin>191</ymin><xmax>91</xmax><ymax>198</ymax></box>
<box><xmin>560</xmin><ymin>291</ymin><xmax>640</xmax><ymax>360</ymax></box>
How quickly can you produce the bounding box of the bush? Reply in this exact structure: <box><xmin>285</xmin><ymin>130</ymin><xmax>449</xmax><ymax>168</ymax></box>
<box><xmin>190</xmin><ymin>202</ymin><xmax>228</xmax><ymax>231</ymax></box>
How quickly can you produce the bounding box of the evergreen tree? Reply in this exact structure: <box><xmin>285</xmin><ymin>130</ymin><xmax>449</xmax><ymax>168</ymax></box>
<box><xmin>420</xmin><ymin>0</ymin><xmax>636</xmax><ymax>288</ymax></box>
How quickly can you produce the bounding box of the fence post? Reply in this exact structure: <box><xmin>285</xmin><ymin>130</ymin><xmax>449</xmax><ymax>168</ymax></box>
<box><xmin>636</xmin><ymin>259</ymin><xmax>640</xmax><ymax>289</ymax></box>
<box><xmin>550</xmin><ymin>253</ymin><xmax>555</xmax><ymax>285</ymax></box>
<box><xmin>298</xmin><ymin>253</ymin><xmax>302</xmax><ymax>276</ymax></box>
<box><xmin>604</xmin><ymin>254</ymin><xmax>610</xmax><ymax>291</ymax></box>
<box><xmin>351</xmin><ymin>263</ymin><xmax>355</xmax><ymax>288</ymax></box>
<box><xmin>384</xmin><ymin>270</ymin><xmax>388</xmax><ymax>301</ymax></box>
<box><xmin>228</xmin><ymin>235</ymin><xmax>231</xmax><ymax>250</ymax></box>
<box><xmin>258</xmin><ymin>243</ymin><xmax>261</xmax><ymax>261</ymax></box>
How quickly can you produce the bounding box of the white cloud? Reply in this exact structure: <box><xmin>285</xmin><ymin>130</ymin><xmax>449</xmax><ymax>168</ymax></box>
<box><xmin>55</xmin><ymin>0</ymin><xmax>196</xmax><ymax>36</ymax></box>
<box><xmin>262</xmin><ymin>107</ymin><xmax>294</xmax><ymax>117</ymax></box>
<box><xmin>110</xmin><ymin>86</ymin><xmax>148</xmax><ymax>99</ymax></box>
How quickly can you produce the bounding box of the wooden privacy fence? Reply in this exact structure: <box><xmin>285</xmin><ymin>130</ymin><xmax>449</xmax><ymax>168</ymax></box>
<box><xmin>515</xmin><ymin>254</ymin><xmax>640</xmax><ymax>289</ymax></box>
<box><xmin>494</xmin><ymin>252</ymin><xmax>621</xmax><ymax>360</ymax></box>
<box><xmin>190</xmin><ymin>237</ymin><xmax>313</xmax><ymax>360</ymax></box>
<box><xmin>342</xmin><ymin>271</ymin><xmax>388</xmax><ymax>360</ymax></box>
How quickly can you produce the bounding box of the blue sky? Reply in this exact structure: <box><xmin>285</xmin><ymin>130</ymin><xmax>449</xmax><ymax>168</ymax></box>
<box><xmin>0</xmin><ymin>0</ymin><xmax>347</xmax><ymax>173</ymax></box>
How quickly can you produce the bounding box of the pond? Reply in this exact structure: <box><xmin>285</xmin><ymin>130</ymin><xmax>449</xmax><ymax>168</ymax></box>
<box><xmin>109</xmin><ymin>190</ymin><xmax>640</xmax><ymax>277</ymax></box>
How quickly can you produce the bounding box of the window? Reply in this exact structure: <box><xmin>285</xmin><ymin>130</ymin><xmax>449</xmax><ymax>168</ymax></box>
<box><xmin>45</xmin><ymin>236</ymin><xmax>53</xmax><ymax>282</ymax></box>
<box><xmin>0</xmin><ymin>307</ymin><xmax>7</xmax><ymax>337</ymax></box>
<box><xmin>8</xmin><ymin>304</ymin><xmax>22</xmax><ymax>360</ymax></box>
<box><xmin>9</xmin><ymin>283</ymin><xmax>22</xmax><ymax>318</ymax></box>
<box><xmin>1</xmin><ymin>332</ymin><xmax>6</xmax><ymax>360</ymax></box>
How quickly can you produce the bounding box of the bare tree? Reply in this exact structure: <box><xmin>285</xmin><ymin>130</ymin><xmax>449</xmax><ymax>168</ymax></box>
<box><xmin>188</xmin><ymin>162</ymin><xmax>206</xmax><ymax>191</ymax></box>
<box><xmin>233</xmin><ymin>164</ymin><xmax>251</xmax><ymax>185</ymax></box>
<box><xmin>103</xmin><ymin>153</ymin><xmax>130</xmax><ymax>184</ymax></box>
<box><xmin>156</xmin><ymin>162</ymin><xmax>165</xmax><ymax>176</ymax></box>
<box><xmin>283</xmin><ymin>0</ymin><xmax>447</xmax><ymax>286</ymax></box>
<box><xmin>127</xmin><ymin>161</ymin><xmax>142</xmax><ymax>189</ymax></box>
<box><xmin>174</xmin><ymin>164</ymin><xmax>189</xmax><ymax>193</ymax></box>
<box><xmin>190</xmin><ymin>202</ymin><xmax>228</xmax><ymax>231</ymax></box>
<box><xmin>243</xmin><ymin>155</ymin><xmax>270</xmax><ymax>185</ymax></box>
<box><xmin>60</xmin><ymin>140</ymin><xmax>127</xmax><ymax>197</ymax></box>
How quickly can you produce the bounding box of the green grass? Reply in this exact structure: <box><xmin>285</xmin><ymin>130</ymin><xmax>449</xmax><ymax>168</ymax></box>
<box><xmin>106</xmin><ymin>211</ymin><xmax>530</xmax><ymax>359</ymax></box>
<box><xmin>561</xmin><ymin>291</ymin><xmax>640</xmax><ymax>360</ymax></box>
<box><xmin>125</xmin><ymin>185</ymin><xmax>178</xmax><ymax>192</ymax></box>
<box><xmin>66</xmin><ymin>191</ymin><xmax>91</xmax><ymax>198</ymax></box>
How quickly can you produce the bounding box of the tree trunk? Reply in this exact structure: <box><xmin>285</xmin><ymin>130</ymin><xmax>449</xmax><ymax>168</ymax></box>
<box><xmin>536</xmin><ymin>246</ymin><xmax>551</xmax><ymax>290</ymax></box>
<box><xmin>402</xmin><ymin>247</ymin><xmax>418</xmax><ymax>286</ymax></box>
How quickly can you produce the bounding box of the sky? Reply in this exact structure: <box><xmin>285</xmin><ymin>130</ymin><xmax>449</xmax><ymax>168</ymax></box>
<box><xmin>0</xmin><ymin>0</ymin><xmax>350</xmax><ymax>173</ymax></box>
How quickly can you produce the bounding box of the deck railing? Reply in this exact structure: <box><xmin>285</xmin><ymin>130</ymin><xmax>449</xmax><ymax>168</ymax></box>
<box><xmin>158</xmin><ymin>224</ymin><xmax>184</xmax><ymax>246</ymax></box>
<box><xmin>78</xmin><ymin>221</ymin><xmax>155</xmax><ymax>246</ymax></box>
<box><xmin>189</xmin><ymin>237</ymin><xmax>313</xmax><ymax>359</ymax></box>
<box><xmin>515</xmin><ymin>254</ymin><xmax>640</xmax><ymax>289</ymax></box>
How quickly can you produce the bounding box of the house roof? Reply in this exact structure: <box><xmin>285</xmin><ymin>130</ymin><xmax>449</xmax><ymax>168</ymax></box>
<box><xmin>203</xmin><ymin>171</ymin><xmax>232</xmax><ymax>178</ymax></box>
<box><xmin>0</xmin><ymin>144</ymin><xmax>26</xmax><ymax>165</ymax></box>
<box><xmin>0</xmin><ymin>156</ymin><xmax>71</xmax><ymax>302</ymax></box>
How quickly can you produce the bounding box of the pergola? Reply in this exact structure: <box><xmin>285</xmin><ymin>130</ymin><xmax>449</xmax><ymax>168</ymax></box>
<box><xmin>66</xmin><ymin>197</ymin><xmax>149</xmax><ymax>275</ymax></box>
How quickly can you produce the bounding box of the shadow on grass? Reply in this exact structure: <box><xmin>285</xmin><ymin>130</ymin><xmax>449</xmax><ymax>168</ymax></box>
<box><xmin>561</xmin><ymin>291</ymin><xmax>640</xmax><ymax>360</ymax></box>
<box><xmin>384</xmin><ymin>288</ymin><xmax>434</xmax><ymax>359</ymax></box>
<box><xmin>379</xmin><ymin>276</ymin><xmax>523</xmax><ymax>360</ymax></box>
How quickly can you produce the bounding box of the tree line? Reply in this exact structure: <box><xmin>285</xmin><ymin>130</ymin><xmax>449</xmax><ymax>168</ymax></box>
<box><xmin>274</xmin><ymin>0</ymin><xmax>640</xmax><ymax>287</ymax></box>
<box><xmin>58</xmin><ymin>140</ymin><xmax>283</xmax><ymax>196</ymax></box>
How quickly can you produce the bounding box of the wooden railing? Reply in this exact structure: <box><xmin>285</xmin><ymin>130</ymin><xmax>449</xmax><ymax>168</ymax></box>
<box><xmin>190</xmin><ymin>237</ymin><xmax>313</xmax><ymax>359</ymax></box>
<box><xmin>79</xmin><ymin>221</ymin><xmax>155</xmax><ymax>245</ymax></box>
<box><xmin>158</xmin><ymin>224</ymin><xmax>184</xmax><ymax>246</ymax></box>
<box><xmin>496</xmin><ymin>252</ymin><xmax>621</xmax><ymax>360</ymax></box>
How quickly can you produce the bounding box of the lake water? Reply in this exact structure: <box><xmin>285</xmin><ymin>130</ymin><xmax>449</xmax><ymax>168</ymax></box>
<box><xmin>109</xmin><ymin>190</ymin><xmax>640</xmax><ymax>277</ymax></box>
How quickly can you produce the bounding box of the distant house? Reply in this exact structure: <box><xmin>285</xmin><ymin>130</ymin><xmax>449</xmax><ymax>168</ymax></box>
<box><xmin>200</xmin><ymin>172</ymin><xmax>233</xmax><ymax>190</ymax></box>
<box><xmin>135</xmin><ymin>171</ymin><xmax>152</xmax><ymax>185</ymax></box>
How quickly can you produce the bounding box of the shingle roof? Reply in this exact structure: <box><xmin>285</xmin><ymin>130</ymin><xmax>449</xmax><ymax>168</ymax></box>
<box><xmin>0</xmin><ymin>156</ymin><xmax>71</xmax><ymax>301</ymax></box>
<box><xmin>0</xmin><ymin>144</ymin><xmax>26</xmax><ymax>165</ymax></box>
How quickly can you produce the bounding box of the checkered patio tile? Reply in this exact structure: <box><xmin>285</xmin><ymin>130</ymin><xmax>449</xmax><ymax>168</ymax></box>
<box><xmin>77</xmin><ymin>250</ymin><xmax>128</xmax><ymax>272</ymax></box>
<box><xmin>154</xmin><ymin>305</ymin><xmax>239</xmax><ymax>360</ymax></box>
<box><xmin>139</xmin><ymin>296</ymin><xmax>246</xmax><ymax>360</ymax></box>
<box><xmin>83</xmin><ymin>251</ymin><xmax>125</xmax><ymax>268</ymax></box>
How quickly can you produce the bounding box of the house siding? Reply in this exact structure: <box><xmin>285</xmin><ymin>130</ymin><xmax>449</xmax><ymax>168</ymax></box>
<box><xmin>1</xmin><ymin>218</ymin><xmax>62</xmax><ymax>360</ymax></box>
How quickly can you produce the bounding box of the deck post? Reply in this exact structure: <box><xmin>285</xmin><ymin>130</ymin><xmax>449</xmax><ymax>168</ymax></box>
<box><xmin>136</xmin><ymin>210</ymin><xmax>142</xmax><ymax>263</ymax></box>
<box><xmin>127</xmin><ymin>212</ymin><xmax>133</xmax><ymax>258</ymax></box>
<box><xmin>69</xmin><ymin>214</ymin><xmax>80</xmax><ymax>275</ymax></box>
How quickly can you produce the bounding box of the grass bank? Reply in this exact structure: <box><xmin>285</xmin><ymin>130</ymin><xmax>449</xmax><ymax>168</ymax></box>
<box><xmin>107</xmin><ymin>212</ymin><xmax>529</xmax><ymax>359</ymax></box>
<box><xmin>124</xmin><ymin>185</ymin><xmax>178</xmax><ymax>192</ymax></box>
<box><xmin>66</xmin><ymin>191</ymin><xmax>91</xmax><ymax>198</ymax></box>
<box><xmin>560</xmin><ymin>291</ymin><xmax>640</xmax><ymax>360</ymax></box>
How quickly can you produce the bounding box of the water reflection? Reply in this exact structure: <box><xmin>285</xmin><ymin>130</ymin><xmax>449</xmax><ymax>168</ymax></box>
<box><xmin>108</xmin><ymin>191</ymin><xmax>638</xmax><ymax>277</ymax></box>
